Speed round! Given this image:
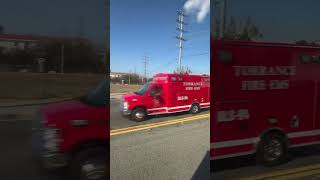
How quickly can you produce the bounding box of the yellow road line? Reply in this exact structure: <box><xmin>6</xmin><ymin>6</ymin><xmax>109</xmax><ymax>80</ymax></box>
<box><xmin>271</xmin><ymin>169</ymin><xmax>320</xmax><ymax>180</ymax></box>
<box><xmin>111</xmin><ymin>113</ymin><xmax>209</xmax><ymax>133</ymax></box>
<box><xmin>239</xmin><ymin>164</ymin><xmax>320</xmax><ymax>180</ymax></box>
<box><xmin>110</xmin><ymin>114</ymin><xmax>209</xmax><ymax>136</ymax></box>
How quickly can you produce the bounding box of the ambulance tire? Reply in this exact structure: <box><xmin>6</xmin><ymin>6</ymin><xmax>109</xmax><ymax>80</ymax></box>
<box><xmin>190</xmin><ymin>103</ymin><xmax>201</xmax><ymax>114</ymax></box>
<box><xmin>68</xmin><ymin>147</ymin><xmax>107</xmax><ymax>180</ymax></box>
<box><xmin>256</xmin><ymin>133</ymin><xmax>288</xmax><ymax>167</ymax></box>
<box><xmin>131</xmin><ymin>107</ymin><xmax>147</xmax><ymax>122</ymax></box>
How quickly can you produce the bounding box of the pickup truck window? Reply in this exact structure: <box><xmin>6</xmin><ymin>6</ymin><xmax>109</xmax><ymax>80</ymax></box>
<box><xmin>85</xmin><ymin>77</ymin><xmax>108</xmax><ymax>107</ymax></box>
<box><xmin>135</xmin><ymin>83</ymin><xmax>151</xmax><ymax>95</ymax></box>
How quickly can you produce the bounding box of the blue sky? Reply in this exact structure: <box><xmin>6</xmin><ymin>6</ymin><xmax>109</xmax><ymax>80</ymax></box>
<box><xmin>0</xmin><ymin>0</ymin><xmax>108</xmax><ymax>47</ymax></box>
<box><xmin>212</xmin><ymin>0</ymin><xmax>320</xmax><ymax>43</ymax></box>
<box><xmin>110</xmin><ymin>0</ymin><xmax>210</xmax><ymax>76</ymax></box>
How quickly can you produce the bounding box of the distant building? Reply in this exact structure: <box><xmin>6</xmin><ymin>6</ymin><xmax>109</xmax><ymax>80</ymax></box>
<box><xmin>0</xmin><ymin>33</ymin><xmax>90</xmax><ymax>53</ymax></box>
<box><xmin>0</xmin><ymin>34</ymin><xmax>38</xmax><ymax>52</ymax></box>
<box><xmin>0</xmin><ymin>33</ymin><xmax>93</xmax><ymax>73</ymax></box>
<box><xmin>110</xmin><ymin>72</ymin><xmax>131</xmax><ymax>78</ymax></box>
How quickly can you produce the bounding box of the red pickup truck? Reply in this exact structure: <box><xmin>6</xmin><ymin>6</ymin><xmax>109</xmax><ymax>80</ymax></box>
<box><xmin>33</xmin><ymin>77</ymin><xmax>109</xmax><ymax>180</ymax></box>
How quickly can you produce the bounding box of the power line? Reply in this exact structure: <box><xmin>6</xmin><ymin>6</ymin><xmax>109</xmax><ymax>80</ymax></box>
<box><xmin>149</xmin><ymin>59</ymin><xmax>176</xmax><ymax>73</ymax></box>
<box><xmin>187</xmin><ymin>30</ymin><xmax>210</xmax><ymax>36</ymax></box>
<box><xmin>184</xmin><ymin>52</ymin><xmax>209</xmax><ymax>58</ymax></box>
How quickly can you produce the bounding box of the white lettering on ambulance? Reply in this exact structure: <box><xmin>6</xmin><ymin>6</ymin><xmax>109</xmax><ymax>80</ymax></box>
<box><xmin>269</xmin><ymin>80</ymin><xmax>289</xmax><ymax>90</ymax></box>
<box><xmin>183</xmin><ymin>82</ymin><xmax>201</xmax><ymax>91</ymax></box>
<box><xmin>233</xmin><ymin>66</ymin><xmax>296</xmax><ymax>77</ymax></box>
<box><xmin>183</xmin><ymin>82</ymin><xmax>201</xmax><ymax>86</ymax></box>
<box><xmin>242</xmin><ymin>80</ymin><xmax>266</xmax><ymax>91</ymax></box>
<box><xmin>241</xmin><ymin>80</ymin><xmax>289</xmax><ymax>90</ymax></box>
<box><xmin>177</xmin><ymin>96</ymin><xmax>188</xmax><ymax>101</ymax></box>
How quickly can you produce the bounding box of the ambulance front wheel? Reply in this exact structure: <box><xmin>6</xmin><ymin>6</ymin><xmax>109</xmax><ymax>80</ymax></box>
<box><xmin>190</xmin><ymin>103</ymin><xmax>201</xmax><ymax>114</ymax></box>
<box><xmin>131</xmin><ymin>108</ymin><xmax>147</xmax><ymax>122</ymax></box>
<box><xmin>256</xmin><ymin>132</ymin><xmax>288</xmax><ymax>167</ymax></box>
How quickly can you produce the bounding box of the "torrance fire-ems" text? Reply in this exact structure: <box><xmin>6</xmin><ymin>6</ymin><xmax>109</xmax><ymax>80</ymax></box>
<box><xmin>233</xmin><ymin>66</ymin><xmax>296</xmax><ymax>91</ymax></box>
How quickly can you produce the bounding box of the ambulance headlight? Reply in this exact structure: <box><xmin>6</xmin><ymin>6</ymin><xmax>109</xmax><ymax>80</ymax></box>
<box><xmin>123</xmin><ymin>102</ymin><xmax>129</xmax><ymax>110</ymax></box>
<box><xmin>43</xmin><ymin>128</ymin><xmax>62</xmax><ymax>152</ymax></box>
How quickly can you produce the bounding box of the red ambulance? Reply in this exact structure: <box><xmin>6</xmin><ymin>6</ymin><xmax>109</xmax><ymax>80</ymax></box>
<box><xmin>121</xmin><ymin>73</ymin><xmax>210</xmax><ymax>122</ymax></box>
<box><xmin>211</xmin><ymin>38</ymin><xmax>320</xmax><ymax>166</ymax></box>
<box><xmin>32</xmin><ymin>76</ymin><xmax>109</xmax><ymax>180</ymax></box>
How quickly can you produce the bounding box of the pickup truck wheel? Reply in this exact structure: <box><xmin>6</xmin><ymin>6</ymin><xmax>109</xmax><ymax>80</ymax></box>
<box><xmin>68</xmin><ymin>148</ymin><xmax>107</xmax><ymax>180</ymax></box>
<box><xmin>190</xmin><ymin>104</ymin><xmax>200</xmax><ymax>114</ymax></box>
<box><xmin>131</xmin><ymin>108</ymin><xmax>147</xmax><ymax>122</ymax></box>
<box><xmin>256</xmin><ymin>133</ymin><xmax>288</xmax><ymax>167</ymax></box>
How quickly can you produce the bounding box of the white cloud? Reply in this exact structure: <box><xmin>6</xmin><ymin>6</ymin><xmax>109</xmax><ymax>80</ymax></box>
<box><xmin>183</xmin><ymin>0</ymin><xmax>210</xmax><ymax>23</ymax></box>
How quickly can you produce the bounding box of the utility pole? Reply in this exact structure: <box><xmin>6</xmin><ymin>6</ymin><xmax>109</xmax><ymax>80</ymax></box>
<box><xmin>129</xmin><ymin>70</ymin><xmax>131</xmax><ymax>85</ymax></box>
<box><xmin>142</xmin><ymin>55</ymin><xmax>149</xmax><ymax>84</ymax></box>
<box><xmin>176</xmin><ymin>10</ymin><xmax>187</xmax><ymax>74</ymax></box>
<box><xmin>60</xmin><ymin>43</ymin><xmax>64</xmax><ymax>74</ymax></box>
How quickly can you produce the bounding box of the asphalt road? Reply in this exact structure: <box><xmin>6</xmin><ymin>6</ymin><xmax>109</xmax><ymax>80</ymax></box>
<box><xmin>211</xmin><ymin>146</ymin><xmax>320</xmax><ymax>179</ymax></box>
<box><xmin>4</xmin><ymin>102</ymin><xmax>320</xmax><ymax>179</ymax></box>
<box><xmin>0</xmin><ymin>106</ymin><xmax>64</xmax><ymax>180</ymax></box>
<box><xmin>110</xmin><ymin>114</ymin><xmax>210</xmax><ymax>180</ymax></box>
<box><xmin>110</xmin><ymin>97</ymin><xmax>210</xmax><ymax>130</ymax></box>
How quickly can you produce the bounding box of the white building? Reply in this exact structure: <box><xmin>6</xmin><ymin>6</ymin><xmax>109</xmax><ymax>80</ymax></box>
<box><xmin>0</xmin><ymin>34</ymin><xmax>38</xmax><ymax>52</ymax></box>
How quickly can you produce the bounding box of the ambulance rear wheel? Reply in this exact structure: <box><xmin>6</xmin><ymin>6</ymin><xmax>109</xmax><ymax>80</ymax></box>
<box><xmin>131</xmin><ymin>108</ymin><xmax>147</xmax><ymax>122</ymax></box>
<box><xmin>257</xmin><ymin>133</ymin><xmax>288</xmax><ymax>167</ymax></box>
<box><xmin>190</xmin><ymin>104</ymin><xmax>200</xmax><ymax>114</ymax></box>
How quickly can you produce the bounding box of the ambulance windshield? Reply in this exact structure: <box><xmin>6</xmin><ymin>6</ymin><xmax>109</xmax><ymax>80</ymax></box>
<box><xmin>135</xmin><ymin>83</ymin><xmax>151</xmax><ymax>95</ymax></box>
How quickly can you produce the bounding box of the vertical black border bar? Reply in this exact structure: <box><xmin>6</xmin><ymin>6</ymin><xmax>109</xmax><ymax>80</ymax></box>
<box><xmin>105</xmin><ymin>0</ymin><xmax>110</xmax><ymax>179</ymax></box>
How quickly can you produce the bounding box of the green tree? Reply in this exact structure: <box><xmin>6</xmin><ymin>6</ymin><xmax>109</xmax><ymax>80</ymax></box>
<box><xmin>226</xmin><ymin>16</ymin><xmax>237</xmax><ymax>35</ymax></box>
<box><xmin>238</xmin><ymin>16</ymin><xmax>262</xmax><ymax>41</ymax></box>
<box><xmin>37</xmin><ymin>39</ymin><xmax>102</xmax><ymax>73</ymax></box>
<box><xmin>121</xmin><ymin>74</ymin><xmax>141</xmax><ymax>84</ymax></box>
<box><xmin>296</xmin><ymin>40</ymin><xmax>320</xmax><ymax>47</ymax></box>
<box><xmin>223</xmin><ymin>16</ymin><xmax>262</xmax><ymax>41</ymax></box>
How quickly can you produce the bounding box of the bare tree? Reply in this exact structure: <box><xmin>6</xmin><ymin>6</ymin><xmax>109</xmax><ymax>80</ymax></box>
<box><xmin>173</xmin><ymin>66</ymin><xmax>192</xmax><ymax>75</ymax></box>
